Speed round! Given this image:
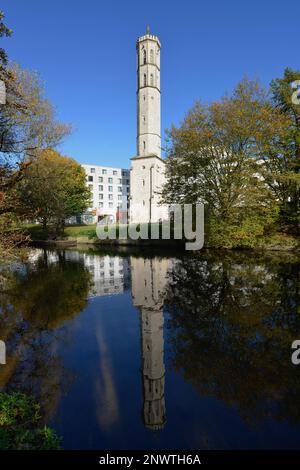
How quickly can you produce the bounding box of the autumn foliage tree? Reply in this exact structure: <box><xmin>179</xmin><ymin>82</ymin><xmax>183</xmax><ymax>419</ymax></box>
<box><xmin>0</xmin><ymin>9</ymin><xmax>71</xmax><ymax>255</ymax></box>
<box><xmin>161</xmin><ymin>78</ymin><xmax>296</xmax><ymax>247</ymax></box>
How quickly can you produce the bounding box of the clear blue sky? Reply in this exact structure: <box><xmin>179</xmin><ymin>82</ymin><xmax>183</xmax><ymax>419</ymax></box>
<box><xmin>2</xmin><ymin>0</ymin><xmax>299</xmax><ymax>168</ymax></box>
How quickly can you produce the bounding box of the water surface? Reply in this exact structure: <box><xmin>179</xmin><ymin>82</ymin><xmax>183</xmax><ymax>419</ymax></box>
<box><xmin>0</xmin><ymin>247</ymin><xmax>299</xmax><ymax>449</ymax></box>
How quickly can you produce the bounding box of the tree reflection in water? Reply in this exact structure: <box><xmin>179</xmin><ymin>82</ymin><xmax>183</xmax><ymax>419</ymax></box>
<box><xmin>165</xmin><ymin>252</ymin><xmax>300</xmax><ymax>426</ymax></box>
<box><xmin>0</xmin><ymin>249</ymin><xmax>92</xmax><ymax>421</ymax></box>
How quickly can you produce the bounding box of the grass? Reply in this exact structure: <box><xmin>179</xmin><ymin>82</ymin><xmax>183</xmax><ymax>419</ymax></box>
<box><xmin>64</xmin><ymin>224</ymin><xmax>97</xmax><ymax>238</ymax></box>
<box><xmin>23</xmin><ymin>223</ymin><xmax>98</xmax><ymax>240</ymax></box>
<box><xmin>24</xmin><ymin>223</ymin><xmax>174</xmax><ymax>241</ymax></box>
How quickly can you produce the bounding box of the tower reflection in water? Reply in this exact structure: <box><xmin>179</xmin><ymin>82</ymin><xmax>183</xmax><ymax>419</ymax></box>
<box><xmin>131</xmin><ymin>257</ymin><xmax>171</xmax><ymax>430</ymax></box>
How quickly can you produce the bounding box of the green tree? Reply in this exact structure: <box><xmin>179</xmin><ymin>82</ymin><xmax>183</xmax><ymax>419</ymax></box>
<box><xmin>262</xmin><ymin>68</ymin><xmax>300</xmax><ymax>233</ymax></box>
<box><xmin>16</xmin><ymin>149</ymin><xmax>91</xmax><ymax>235</ymax></box>
<box><xmin>0</xmin><ymin>9</ymin><xmax>12</xmax><ymax>81</ymax></box>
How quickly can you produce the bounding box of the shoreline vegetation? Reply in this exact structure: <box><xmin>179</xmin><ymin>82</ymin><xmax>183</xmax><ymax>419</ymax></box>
<box><xmin>22</xmin><ymin>223</ymin><xmax>299</xmax><ymax>252</ymax></box>
<box><xmin>0</xmin><ymin>392</ymin><xmax>61</xmax><ymax>450</ymax></box>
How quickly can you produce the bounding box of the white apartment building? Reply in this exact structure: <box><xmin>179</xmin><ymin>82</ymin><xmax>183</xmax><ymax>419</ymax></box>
<box><xmin>81</xmin><ymin>164</ymin><xmax>130</xmax><ymax>224</ymax></box>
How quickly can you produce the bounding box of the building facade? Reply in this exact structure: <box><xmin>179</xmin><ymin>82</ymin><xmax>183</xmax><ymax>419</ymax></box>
<box><xmin>130</xmin><ymin>28</ymin><xmax>169</xmax><ymax>223</ymax></box>
<box><xmin>81</xmin><ymin>164</ymin><xmax>130</xmax><ymax>223</ymax></box>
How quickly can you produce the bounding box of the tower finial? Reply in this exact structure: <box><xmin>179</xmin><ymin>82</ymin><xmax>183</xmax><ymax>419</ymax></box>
<box><xmin>146</xmin><ymin>25</ymin><xmax>150</xmax><ymax>35</ymax></box>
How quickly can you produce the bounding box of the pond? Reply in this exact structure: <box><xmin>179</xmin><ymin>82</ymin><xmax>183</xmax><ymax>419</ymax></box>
<box><xmin>0</xmin><ymin>247</ymin><xmax>299</xmax><ymax>450</ymax></box>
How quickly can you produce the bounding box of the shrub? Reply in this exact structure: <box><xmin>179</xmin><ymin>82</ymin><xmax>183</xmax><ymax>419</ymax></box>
<box><xmin>0</xmin><ymin>392</ymin><xmax>61</xmax><ymax>450</ymax></box>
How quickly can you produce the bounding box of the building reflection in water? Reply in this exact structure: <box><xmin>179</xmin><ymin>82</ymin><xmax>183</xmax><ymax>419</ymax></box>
<box><xmin>131</xmin><ymin>257</ymin><xmax>171</xmax><ymax>430</ymax></box>
<box><xmin>27</xmin><ymin>250</ymin><xmax>131</xmax><ymax>297</ymax></box>
<box><xmin>3</xmin><ymin>250</ymin><xmax>171</xmax><ymax>431</ymax></box>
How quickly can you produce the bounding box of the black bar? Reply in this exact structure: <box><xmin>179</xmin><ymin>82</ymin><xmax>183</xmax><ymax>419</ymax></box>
<box><xmin>1</xmin><ymin>450</ymin><xmax>300</xmax><ymax>466</ymax></box>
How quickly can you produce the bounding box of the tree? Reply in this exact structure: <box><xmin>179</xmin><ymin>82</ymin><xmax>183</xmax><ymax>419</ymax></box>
<box><xmin>0</xmin><ymin>9</ymin><xmax>71</xmax><ymax>254</ymax></box>
<box><xmin>0</xmin><ymin>10</ymin><xmax>12</xmax><ymax>81</ymax></box>
<box><xmin>161</xmin><ymin>78</ymin><xmax>289</xmax><ymax>247</ymax></box>
<box><xmin>16</xmin><ymin>149</ymin><xmax>91</xmax><ymax>235</ymax></box>
<box><xmin>262</xmin><ymin>68</ymin><xmax>300</xmax><ymax>233</ymax></box>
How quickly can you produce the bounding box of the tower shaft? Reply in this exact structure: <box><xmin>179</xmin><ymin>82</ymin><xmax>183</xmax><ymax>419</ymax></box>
<box><xmin>136</xmin><ymin>32</ymin><xmax>161</xmax><ymax>157</ymax></box>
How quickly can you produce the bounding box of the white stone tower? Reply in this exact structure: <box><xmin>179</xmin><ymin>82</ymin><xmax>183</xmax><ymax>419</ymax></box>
<box><xmin>131</xmin><ymin>257</ymin><xmax>171</xmax><ymax>430</ymax></box>
<box><xmin>130</xmin><ymin>27</ymin><xmax>168</xmax><ymax>223</ymax></box>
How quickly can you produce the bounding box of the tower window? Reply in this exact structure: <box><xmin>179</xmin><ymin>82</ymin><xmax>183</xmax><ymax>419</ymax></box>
<box><xmin>150</xmin><ymin>49</ymin><xmax>154</xmax><ymax>63</ymax></box>
<box><xmin>142</xmin><ymin>179</ymin><xmax>145</xmax><ymax>186</ymax></box>
<box><xmin>143</xmin><ymin>74</ymin><xmax>147</xmax><ymax>87</ymax></box>
<box><xmin>150</xmin><ymin>73</ymin><xmax>154</xmax><ymax>86</ymax></box>
<box><xmin>143</xmin><ymin>141</ymin><xmax>146</xmax><ymax>150</ymax></box>
<box><xmin>143</xmin><ymin>49</ymin><xmax>146</xmax><ymax>64</ymax></box>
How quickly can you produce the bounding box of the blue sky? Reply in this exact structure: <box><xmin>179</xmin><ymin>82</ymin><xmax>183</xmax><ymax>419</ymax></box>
<box><xmin>2</xmin><ymin>0</ymin><xmax>299</xmax><ymax>168</ymax></box>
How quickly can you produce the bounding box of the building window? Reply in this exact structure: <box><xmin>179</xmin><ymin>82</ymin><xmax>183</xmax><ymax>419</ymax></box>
<box><xmin>143</xmin><ymin>74</ymin><xmax>146</xmax><ymax>87</ymax></box>
<box><xmin>108</xmin><ymin>185</ymin><xmax>113</xmax><ymax>192</ymax></box>
<box><xmin>143</xmin><ymin>200</ymin><xmax>145</xmax><ymax>206</ymax></box>
<box><xmin>99</xmin><ymin>194</ymin><xmax>103</xmax><ymax>200</ymax></box>
<box><xmin>150</xmin><ymin>49</ymin><xmax>154</xmax><ymax>63</ymax></box>
<box><xmin>150</xmin><ymin>73</ymin><xmax>154</xmax><ymax>86</ymax></box>
<box><xmin>143</xmin><ymin>49</ymin><xmax>146</xmax><ymax>64</ymax></box>
<box><xmin>102</xmin><ymin>169</ymin><xmax>107</xmax><ymax>175</ymax></box>
<box><xmin>113</xmin><ymin>170</ymin><xmax>117</xmax><ymax>175</ymax></box>
<box><xmin>142</xmin><ymin>165</ymin><xmax>146</xmax><ymax>169</ymax></box>
<box><xmin>90</xmin><ymin>168</ymin><xmax>95</xmax><ymax>174</ymax></box>
<box><xmin>143</xmin><ymin>141</ymin><xmax>146</xmax><ymax>150</ymax></box>
<box><xmin>118</xmin><ymin>178</ymin><xmax>122</xmax><ymax>184</ymax></box>
<box><xmin>88</xmin><ymin>175</ymin><xmax>93</xmax><ymax>182</ymax></box>
<box><xmin>98</xmin><ymin>176</ymin><xmax>103</xmax><ymax>183</ymax></box>
<box><xmin>109</xmin><ymin>194</ymin><xmax>113</xmax><ymax>200</ymax></box>
<box><xmin>108</xmin><ymin>177</ymin><xmax>113</xmax><ymax>183</ymax></box>
<box><xmin>127</xmin><ymin>186</ymin><xmax>130</xmax><ymax>193</ymax></box>
<box><xmin>118</xmin><ymin>186</ymin><xmax>122</xmax><ymax>192</ymax></box>
<box><xmin>99</xmin><ymin>185</ymin><xmax>103</xmax><ymax>191</ymax></box>
<box><xmin>99</xmin><ymin>202</ymin><xmax>103</xmax><ymax>208</ymax></box>
<box><xmin>109</xmin><ymin>202</ymin><xmax>113</xmax><ymax>208</ymax></box>
<box><xmin>142</xmin><ymin>179</ymin><xmax>145</xmax><ymax>186</ymax></box>
<box><xmin>88</xmin><ymin>184</ymin><xmax>93</xmax><ymax>191</ymax></box>
<box><xmin>118</xmin><ymin>195</ymin><xmax>122</xmax><ymax>200</ymax></box>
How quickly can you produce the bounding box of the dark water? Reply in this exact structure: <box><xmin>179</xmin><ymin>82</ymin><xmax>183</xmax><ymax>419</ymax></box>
<box><xmin>0</xmin><ymin>247</ymin><xmax>299</xmax><ymax>450</ymax></box>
